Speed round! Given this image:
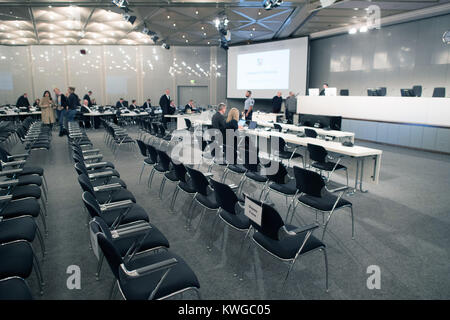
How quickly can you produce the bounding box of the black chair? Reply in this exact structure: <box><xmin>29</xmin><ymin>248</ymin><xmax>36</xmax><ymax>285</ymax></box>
<box><xmin>158</xmin><ymin>155</ymin><xmax>180</xmax><ymax>200</ymax></box>
<box><xmin>92</xmin><ymin>220</ymin><xmax>201</xmax><ymax>300</ymax></box>
<box><xmin>169</xmin><ymin>162</ymin><xmax>197</xmax><ymax>212</ymax></box>
<box><xmin>0</xmin><ymin>276</ymin><xmax>33</xmax><ymax>300</ymax></box>
<box><xmin>271</xmin><ymin>136</ymin><xmax>304</xmax><ymax>168</ymax></box>
<box><xmin>340</xmin><ymin>89</ymin><xmax>349</xmax><ymax>96</ymax></box>
<box><xmin>273</xmin><ymin>123</ymin><xmax>282</xmax><ymax>132</ymax></box>
<box><xmin>307</xmin><ymin>143</ymin><xmax>348</xmax><ymax>191</ymax></box>
<box><xmin>74</xmin><ymin>162</ymin><xmax>126</xmax><ymax>188</ymax></box>
<box><xmin>89</xmin><ymin>216</ymin><xmax>169</xmax><ymax>280</ymax></box>
<box><xmin>0</xmin><ymin>240</ymin><xmax>44</xmax><ymax>295</ymax></box>
<box><xmin>185</xmin><ymin>167</ymin><xmax>218</xmax><ymax>230</ymax></box>
<box><xmin>77</xmin><ymin>173</ymin><xmax>136</xmax><ymax>204</ymax></box>
<box><xmin>290</xmin><ymin>167</ymin><xmax>354</xmax><ymax>241</ymax></box>
<box><xmin>432</xmin><ymin>87</ymin><xmax>445</xmax><ymax>98</ymax></box>
<box><xmin>304</xmin><ymin>128</ymin><xmax>317</xmax><ymax>138</ymax></box>
<box><xmin>209</xmin><ymin>179</ymin><xmax>250</xmax><ymax>251</ymax></box>
<box><xmin>148</xmin><ymin>150</ymin><xmax>171</xmax><ymax>190</ymax></box>
<box><xmin>238</xmin><ymin>151</ymin><xmax>269</xmax><ymax>200</ymax></box>
<box><xmin>262</xmin><ymin>161</ymin><xmax>298</xmax><ymax>219</ymax></box>
<box><xmin>136</xmin><ymin>140</ymin><xmax>156</xmax><ymax>184</ymax></box>
<box><xmin>239</xmin><ymin>195</ymin><xmax>328</xmax><ymax>291</ymax></box>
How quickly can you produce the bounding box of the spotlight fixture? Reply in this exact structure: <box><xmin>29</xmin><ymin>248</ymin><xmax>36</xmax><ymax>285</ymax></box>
<box><xmin>161</xmin><ymin>42</ymin><xmax>170</xmax><ymax>50</ymax></box>
<box><xmin>123</xmin><ymin>13</ymin><xmax>136</xmax><ymax>25</ymax></box>
<box><xmin>263</xmin><ymin>0</ymin><xmax>283</xmax><ymax>10</ymax></box>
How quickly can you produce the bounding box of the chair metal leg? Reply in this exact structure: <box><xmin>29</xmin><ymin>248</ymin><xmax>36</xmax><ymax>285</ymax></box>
<box><xmin>148</xmin><ymin>168</ymin><xmax>156</xmax><ymax>188</ymax></box>
<box><xmin>282</xmin><ymin>259</ymin><xmax>297</xmax><ymax>290</ymax></box>
<box><xmin>194</xmin><ymin>207</ymin><xmax>207</xmax><ymax>232</ymax></box>
<box><xmin>207</xmin><ymin>210</ymin><xmax>221</xmax><ymax>251</ymax></box>
<box><xmin>350</xmin><ymin>206</ymin><xmax>354</xmax><ymax>239</ymax></box>
<box><xmin>39</xmin><ymin>208</ymin><xmax>48</xmax><ymax>236</ymax></box>
<box><xmin>108</xmin><ymin>280</ymin><xmax>118</xmax><ymax>300</ymax></box>
<box><xmin>35</xmin><ymin>225</ymin><xmax>46</xmax><ymax>259</ymax></box>
<box><xmin>235</xmin><ymin>228</ymin><xmax>252</xmax><ymax>278</ymax></box>
<box><xmin>159</xmin><ymin>176</ymin><xmax>167</xmax><ymax>199</ymax></box>
<box><xmin>138</xmin><ymin>163</ymin><xmax>145</xmax><ymax>184</ymax></box>
<box><xmin>185</xmin><ymin>195</ymin><xmax>197</xmax><ymax>229</ymax></box>
<box><xmin>322</xmin><ymin>248</ymin><xmax>329</xmax><ymax>292</ymax></box>
<box><xmin>96</xmin><ymin>252</ymin><xmax>104</xmax><ymax>280</ymax></box>
<box><xmin>170</xmin><ymin>185</ymin><xmax>180</xmax><ymax>211</ymax></box>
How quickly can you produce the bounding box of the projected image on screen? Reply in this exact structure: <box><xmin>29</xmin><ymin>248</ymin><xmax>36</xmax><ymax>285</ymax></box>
<box><xmin>237</xmin><ymin>49</ymin><xmax>290</xmax><ymax>90</ymax></box>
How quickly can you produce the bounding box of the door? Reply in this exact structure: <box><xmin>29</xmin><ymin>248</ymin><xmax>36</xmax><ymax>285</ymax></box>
<box><xmin>177</xmin><ymin>86</ymin><xmax>209</xmax><ymax>108</ymax></box>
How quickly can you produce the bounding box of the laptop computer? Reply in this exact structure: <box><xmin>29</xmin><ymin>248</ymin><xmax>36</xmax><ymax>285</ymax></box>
<box><xmin>238</xmin><ymin>119</ymin><xmax>246</xmax><ymax>127</ymax></box>
<box><xmin>248</xmin><ymin>121</ymin><xmax>257</xmax><ymax>129</ymax></box>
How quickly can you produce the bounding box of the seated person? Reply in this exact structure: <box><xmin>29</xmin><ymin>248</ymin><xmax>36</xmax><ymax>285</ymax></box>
<box><xmin>169</xmin><ymin>100</ymin><xmax>176</xmax><ymax>115</ymax></box>
<box><xmin>184</xmin><ymin>100</ymin><xmax>194</xmax><ymax>114</ymax></box>
<box><xmin>129</xmin><ymin>99</ymin><xmax>138</xmax><ymax>110</ymax></box>
<box><xmin>33</xmin><ymin>98</ymin><xmax>40</xmax><ymax>107</ymax></box>
<box><xmin>80</xmin><ymin>99</ymin><xmax>92</xmax><ymax>113</ymax></box>
<box><xmin>142</xmin><ymin>98</ymin><xmax>152</xmax><ymax>110</ymax></box>
<box><xmin>116</xmin><ymin>98</ymin><xmax>126</xmax><ymax>109</ymax></box>
<box><xmin>225</xmin><ymin>107</ymin><xmax>243</xmax><ymax>131</ymax></box>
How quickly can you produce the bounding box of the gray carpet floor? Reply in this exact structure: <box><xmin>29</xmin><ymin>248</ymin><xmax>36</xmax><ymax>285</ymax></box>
<box><xmin>18</xmin><ymin>125</ymin><xmax>450</xmax><ymax>300</ymax></box>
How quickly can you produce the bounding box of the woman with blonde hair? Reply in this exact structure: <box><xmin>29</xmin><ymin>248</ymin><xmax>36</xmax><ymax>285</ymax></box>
<box><xmin>225</xmin><ymin>107</ymin><xmax>243</xmax><ymax>131</ymax></box>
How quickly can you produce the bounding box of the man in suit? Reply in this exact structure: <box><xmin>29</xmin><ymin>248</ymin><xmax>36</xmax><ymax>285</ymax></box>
<box><xmin>129</xmin><ymin>99</ymin><xmax>138</xmax><ymax>110</ymax></box>
<box><xmin>211</xmin><ymin>103</ymin><xmax>227</xmax><ymax>135</ymax></box>
<box><xmin>83</xmin><ymin>91</ymin><xmax>93</xmax><ymax>107</ymax></box>
<box><xmin>319</xmin><ymin>83</ymin><xmax>329</xmax><ymax>96</ymax></box>
<box><xmin>272</xmin><ymin>92</ymin><xmax>282</xmax><ymax>113</ymax></box>
<box><xmin>16</xmin><ymin>93</ymin><xmax>30</xmax><ymax>109</ymax></box>
<box><xmin>159</xmin><ymin>89</ymin><xmax>171</xmax><ymax>128</ymax></box>
<box><xmin>184</xmin><ymin>100</ymin><xmax>194</xmax><ymax>114</ymax></box>
<box><xmin>285</xmin><ymin>91</ymin><xmax>297</xmax><ymax>124</ymax></box>
<box><xmin>54</xmin><ymin>88</ymin><xmax>68</xmax><ymax>136</ymax></box>
<box><xmin>142</xmin><ymin>98</ymin><xmax>152</xmax><ymax>110</ymax></box>
<box><xmin>116</xmin><ymin>98</ymin><xmax>126</xmax><ymax>109</ymax></box>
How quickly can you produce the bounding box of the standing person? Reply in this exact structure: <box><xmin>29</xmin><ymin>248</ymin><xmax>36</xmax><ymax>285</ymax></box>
<box><xmin>159</xmin><ymin>89</ymin><xmax>171</xmax><ymax>128</ymax></box>
<box><xmin>272</xmin><ymin>92</ymin><xmax>282</xmax><ymax>113</ymax></box>
<box><xmin>40</xmin><ymin>90</ymin><xmax>56</xmax><ymax>129</ymax></box>
<box><xmin>244</xmin><ymin>90</ymin><xmax>254</xmax><ymax>121</ymax></box>
<box><xmin>285</xmin><ymin>91</ymin><xmax>297</xmax><ymax>124</ymax></box>
<box><xmin>319</xmin><ymin>83</ymin><xmax>329</xmax><ymax>96</ymax></box>
<box><xmin>65</xmin><ymin>86</ymin><xmax>79</xmax><ymax>129</ymax></box>
<box><xmin>16</xmin><ymin>93</ymin><xmax>30</xmax><ymax>109</ymax></box>
<box><xmin>54</xmin><ymin>88</ymin><xmax>68</xmax><ymax>136</ymax></box>
<box><xmin>83</xmin><ymin>91</ymin><xmax>93</xmax><ymax>107</ymax></box>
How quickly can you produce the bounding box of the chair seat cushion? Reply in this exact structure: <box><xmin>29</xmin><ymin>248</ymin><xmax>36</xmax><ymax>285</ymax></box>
<box><xmin>114</xmin><ymin>223</ymin><xmax>170</xmax><ymax>256</ymax></box>
<box><xmin>0</xmin><ymin>216</ymin><xmax>36</xmax><ymax>243</ymax></box>
<box><xmin>228</xmin><ymin>164</ymin><xmax>247</xmax><ymax>174</ymax></box>
<box><xmin>0</xmin><ymin>242</ymin><xmax>34</xmax><ymax>279</ymax></box>
<box><xmin>219</xmin><ymin>209</ymin><xmax>250</xmax><ymax>230</ymax></box>
<box><xmin>0</xmin><ymin>278</ymin><xmax>33</xmax><ymax>300</ymax></box>
<box><xmin>20</xmin><ymin>166</ymin><xmax>44</xmax><ymax>176</ymax></box>
<box><xmin>17</xmin><ymin>175</ymin><xmax>42</xmax><ymax>187</ymax></box>
<box><xmin>312</xmin><ymin>162</ymin><xmax>346</xmax><ymax>172</ymax></box>
<box><xmin>196</xmin><ymin>193</ymin><xmax>218</xmax><ymax>210</ymax></box>
<box><xmin>95</xmin><ymin>188</ymin><xmax>136</xmax><ymax>204</ymax></box>
<box><xmin>245</xmin><ymin>171</ymin><xmax>268</xmax><ymax>183</ymax></box>
<box><xmin>178</xmin><ymin>181</ymin><xmax>196</xmax><ymax>194</ymax></box>
<box><xmin>1</xmin><ymin>185</ymin><xmax>42</xmax><ymax>200</ymax></box>
<box><xmin>252</xmin><ymin>224</ymin><xmax>324</xmax><ymax>260</ymax></box>
<box><xmin>100</xmin><ymin>203</ymin><xmax>149</xmax><ymax>226</ymax></box>
<box><xmin>154</xmin><ymin>163</ymin><xmax>167</xmax><ymax>173</ymax></box>
<box><xmin>1</xmin><ymin>199</ymin><xmax>41</xmax><ymax>219</ymax></box>
<box><xmin>119</xmin><ymin>251</ymin><xmax>200</xmax><ymax>300</ymax></box>
<box><xmin>269</xmin><ymin>179</ymin><xmax>297</xmax><ymax>195</ymax></box>
<box><xmin>298</xmin><ymin>193</ymin><xmax>352</xmax><ymax>211</ymax></box>
<box><xmin>278</xmin><ymin>151</ymin><xmax>303</xmax><ymax>159</ymax></box>
<box><xmin>164</xmin><ymin>170</ymin><xmax>178</xmax><ymax>182</ymax></box>
<box><xmin>87</xmin><ymin>168</ymin><xmax>120</xmax><ymax>178</ymax></box>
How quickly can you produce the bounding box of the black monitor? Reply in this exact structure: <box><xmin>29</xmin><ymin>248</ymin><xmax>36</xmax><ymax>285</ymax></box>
<box><xmin>400</xmin><ymin>89</ymin><xmax>415</xmax><ymax>97</ymax></box>
<box><xmin>248</xmin><ymin>121</ymin><xmax>257</xmax><ymax>129</ymax></box>
<box><xmin>367</xmin><ymin>89</ymin><xmax>377</xmax><ymax>96</ymax></box>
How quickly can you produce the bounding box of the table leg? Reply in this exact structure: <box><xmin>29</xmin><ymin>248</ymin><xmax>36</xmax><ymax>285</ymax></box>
<box><xmin>358</xmin><ymin>158</ymin><xmax>368</xmax><ymax>193</ymax></box>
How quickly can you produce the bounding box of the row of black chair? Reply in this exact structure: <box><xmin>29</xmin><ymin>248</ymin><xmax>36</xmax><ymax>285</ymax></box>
<box><xmin>0</xmin><ymin>118</ymin><xmax>49</xmax><ymax>299</ymax></box>
<box><xmin>102</xmin><ymin>120</ymin><xmax>137</xmax><ymax>158</ymax></box>
<box><xmin>68</xmin><ymin>123</ymin><xmax>201</xmax><ymax>300</ymax></box>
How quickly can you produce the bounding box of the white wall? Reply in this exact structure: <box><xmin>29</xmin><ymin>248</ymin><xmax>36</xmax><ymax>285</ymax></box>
<box><xmin>0</xmin><ymin>45</ymin><xmax>226</xmax><ymax>107</ymax></box>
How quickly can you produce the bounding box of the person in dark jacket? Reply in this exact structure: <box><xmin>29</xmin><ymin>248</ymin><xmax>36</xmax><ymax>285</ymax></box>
<box><xmin>65</xmin><ymin>86</ymin><xmax>80</xmax><ymax>125</ymax></box>
<box><xmin>159</xmin><ymin>89</ymin><xmax>171</xmax><ymax>128</ymax></box>
<box><xmin>272</xmin><ymin>92</ymin><xmax>282</xmax><ymax>113</ymax></box>
<box><xmin>83</xmin><ymin>91</ymin><xmax>93</xmax><ymax>107</ymax></box>
<box><xmin>54</xmin><ymin>88</ymin><xmax>68</xmax><ymax>136</ymax></box>
<box><xmin>16</xmin><ymin>93</ymin><xmax>30</xmax><ymax>109</ymax></box>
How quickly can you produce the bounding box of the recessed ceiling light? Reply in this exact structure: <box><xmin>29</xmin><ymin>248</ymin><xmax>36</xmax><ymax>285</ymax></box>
<box><xmin>207</xmin><ymin>41</ymin><xmax>210</xmax><ymax>44</ymax></box>
<box><xmin>167</xmin><ymin>15</ymin><xmax>170</xmax><ymax>19</ymax></box>
<box><xmin>250</xmin><ymin>33</ymin><xmax>253</xmax><ymax>37</ymax></box>
<box><xmin>173</xmin><ymin>23</ymin><xmax>176</xmax><ymax>27</ymax></box>
<box><xmin>195</xmin><ymin>10</ymin><xmax>199</xmax><ymax>15</ymax></box>
<box><xmin>201</xmin><ymin>26</ymin><xmax>204</xmax><ymax>30</ymax></box>
<box><xmin>359</xmin><ymin>26</ymin><xmax>368</xmax><ymax>33</ymax></box>
<box><xmin>203</xmin><ymin>32</ymin><xmax>206</xmax><ymax>36</ymax></box>
<box><xmin>352</xmin><ymin>16</ymin><xmax>357</xmax><ymax>19</ymax></box>
<box><xmin>348</xmin><ymin>28</ymin><xmax>357</xmax><ymax>34</ymax></box>
<box><xmin>185</xmin><ymin>39</ymin><xmax>188</xmax><ymax>43</ymax></box>
<box><xmin>258</xmin><ymin>11</ymin><xmax>262</xmax><ymax>15</ymax></box>
<box><xmin>354</xmin><ymin>8</ymin><xmax>358</xmax><ymax>11</ymax></box>
<box><xmin>252</xmin><ymin>27</ymin><xmax>255</xmax><ymax>31</ymax></box>
<box><xmin>48</xmin><ymin>5</ymin><xmax>52</xmax><ymax>8</ymax></box>
<box><xmin>182</xmin><ymin>35</ymin><xmax>185</xmax><ymax>38</ymax></box>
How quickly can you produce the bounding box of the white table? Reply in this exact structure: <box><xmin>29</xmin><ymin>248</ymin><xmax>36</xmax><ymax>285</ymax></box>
<box><xmin>252</xmin><ymin>112</ymin><xmax>284</xmax><ymax>123</ymax></box>
<box><xmin>165</xmin><ymin>113</ymin><xmax>205</xmax><ymax>130</ymax></box>
<box><xmin>192</xmin><ymin>119</ymin><xmax>381</xmax><ymax>193</ymax></box>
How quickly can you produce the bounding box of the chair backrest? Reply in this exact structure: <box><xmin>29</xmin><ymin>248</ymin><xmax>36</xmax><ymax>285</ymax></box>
<box><xmin>432</xmin><ymin>87</ymin><xmax>445</xmax><ymax>98</ymax></box>
<box><xmin>0</xmin><ymin>146</ymin><xmax>10</xmax><ymax>162</ymax></box>
<box><xmin>146</xmin><ymin>144</ymin><xmax>158</xmax><ymax>163</ymax></box>
<box><xmin>273</xmin><ymin>124</ymin><xmax>282</xmax><ymax>132</ymax></box>
<box><xmin>340</xmin><ymin>89</ymin><xmax>349</xmax><ymax>96</ymax></box>
<box><xmin>136</xmin><ymin>139</ymin><xmax>148</xmax><ymax>157</ymax></box>
<box><xmin>412</xmin><ymin>85</ymin><xmax>422</xmax><ymax>97</ymax></box>
<box><xmin>95</xmin><ymin>226</ymin><xmax>123</xmax><ymax>280</ymax></box>
<box><xmin>156</xmin><ymin>150</ymin><xmax>171</xmax><ymax>171</ymax></box>
<box><xmin>264</xmin><ymin>161</ymin><xmax>288</xmax><ymax>184</ymax></box>
<box><xmin>74</xmin><ymin>162</ymin><xmax>88</xmax><ymax>176</ymax></box>
<box><xmin>77</xmin><ymin>173</ymin><xmax>95</xmax><ymax>195</ymax></box>
<box><xmin>307</xmin><ymin>143</ymin><xmax>327</xmax><ymax>163</ymax></box>
<box><xmin>81</xmin><ymin>191</ymin><xmax>101</xmax><ymax>218</ymax></box>
<box><xmin>245</xmin><ymin>195</ymin><xmax>284</xmax><ymax>241</ymax></box>
<box><xmin>186</xmin><ymin>166</ymin><xmax>210</xmax><ymax>196</ymax></box>
<box><xmin>210</xmin><ymin>179</ymin><xmax>238</xmax><ymax>214</ymax></box>
<box><xmin>171</xmin><ymin>161</ymin><xmax>187</xmax><ymax>183</ymax></box>
<box><xmin>185</xmin><ymin>118</ymin><xmax>192</xmax><ymax>129</ymax></box>
<box><xmin>304</xmin><ymin>128</ymin><xmax>317</xmax><ymax>138</ymax></box>
<box><xmin>293</xmin><ymin>166</ymin><xmax>325</xmax><ymax>197</ymax></box>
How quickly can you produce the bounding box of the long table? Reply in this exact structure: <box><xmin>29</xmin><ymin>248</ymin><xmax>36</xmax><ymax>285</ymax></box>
<box><xmin>192</xmin><ymin>119</ymin><xmax>381</xmax><ymax>193</ymax></box>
